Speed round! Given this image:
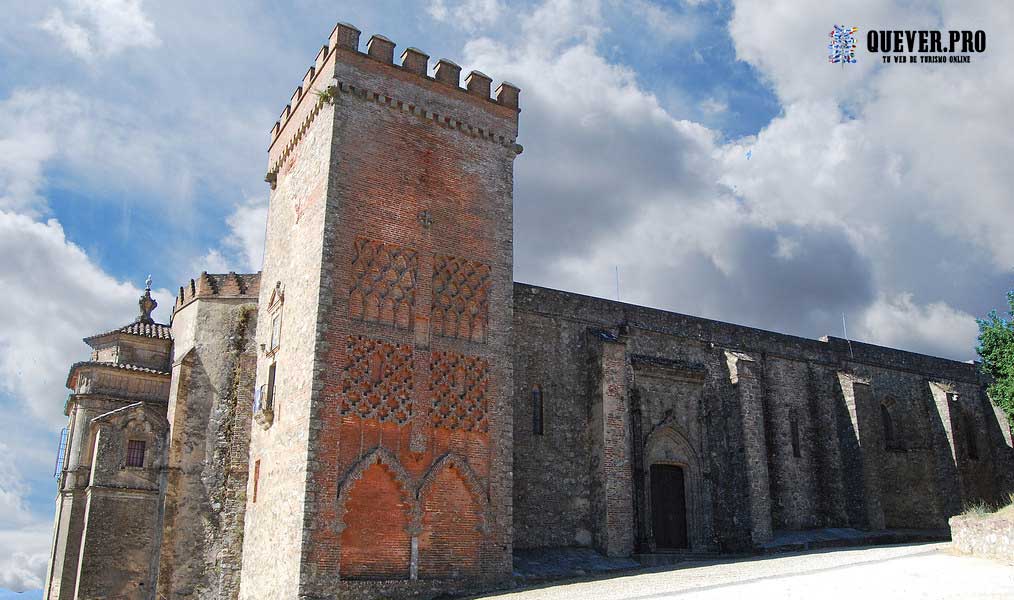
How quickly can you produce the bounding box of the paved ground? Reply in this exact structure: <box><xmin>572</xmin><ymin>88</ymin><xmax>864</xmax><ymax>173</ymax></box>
<box><xmin>479</xmin><ymin>543</ymin><xmax>1014</xmax><ymax>599</ymax></box>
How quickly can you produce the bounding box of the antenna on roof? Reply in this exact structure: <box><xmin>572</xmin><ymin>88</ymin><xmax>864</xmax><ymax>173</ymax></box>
<box><xmin>842</xmin><ymin>312</ymin><xmax>855</xmax><ymax>359</ymax></box>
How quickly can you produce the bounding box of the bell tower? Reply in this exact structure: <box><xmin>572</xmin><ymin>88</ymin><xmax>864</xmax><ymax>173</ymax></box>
<box><xmin>239</xmin><ymin>21</ymin><xmax>521</xmax><ymax>599</ymax></box>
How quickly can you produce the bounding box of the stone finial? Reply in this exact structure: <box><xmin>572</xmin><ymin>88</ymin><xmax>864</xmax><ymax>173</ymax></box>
<box><xmin>496</xmin><ymin>81</ymin><xmax>520</xmax><ymax>109</ymax></box>
<box><xmin>367</xmin><ymin>34</ymin><xmax>395</xmax><ymax>63</ymax></box>
<box><xmin>330</xmin><ymin>22</ymin><xmax>361</xmax><ymax>51</ymax></box>
<box><xmin>465</xmin><ymin>70</ymin><xmax>492</xmax><ymax>98</ymax></box>
<box><xmin>137</xmin><ymin>277</ymin><xmax>157</xmax><ymax>324</ymax></box>
<box><xmin>400</xmin><ymin>47</ymin><xmax>429</xmax><ymax>76</ymax></box>
<box><xmin>434</xmin><ymin>59</ymin><xmax>461</xmax><ymax>86</ymax></box>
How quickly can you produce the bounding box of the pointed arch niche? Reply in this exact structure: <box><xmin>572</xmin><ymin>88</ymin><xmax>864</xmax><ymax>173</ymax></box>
<box><xmin>336</xmin><ymin>448</ymin><xmax>414</xmax><ymax>579</ymax></box>
<box><xmin>642</xmin><ymin>425</ymin><xmax>712</xmax><ymax>551</ymax></box>
<box><xmin>416</xmin><ymin>453</ymin><xmax>488</xmax><ymax>579</ymax></box>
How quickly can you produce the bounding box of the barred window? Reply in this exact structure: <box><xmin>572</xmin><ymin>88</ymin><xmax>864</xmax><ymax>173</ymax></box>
<box><xmin>126</xmin><ymin>440</ymin><xmax>146</xmax><ymax>468</ymax></box>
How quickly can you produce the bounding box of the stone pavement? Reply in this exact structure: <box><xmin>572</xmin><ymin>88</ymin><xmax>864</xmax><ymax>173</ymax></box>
<box><xmin>481</xmin><ymin>543</ymin><xmax>1014</xmax><ymax>599</ymax></box>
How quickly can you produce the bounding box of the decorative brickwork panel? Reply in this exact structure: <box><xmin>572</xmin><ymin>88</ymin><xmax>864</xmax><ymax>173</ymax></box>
<box><xmin>349</xmin><ymin>238</ymin><xmax>418</xmax><ymax>329</ymax></box>
<box><xmin>418</xmin><ymin>464</ymin><xmax>484</xmax><ymax>579</ymax></box>
<box><xmin>431</xmin><ymin>255</ymin><xmax>491</xmax><ymax>342</ymax></box>
<box><xmin>338</xmin><ymin>461</ymin><xmax>412</xmax><ymax>579</ymax></box>
<box><xmin>340</xmin><ymin>336</ymin><xmax>413</xmax><ymax>424</ymax></box>
<box><xmin>429</xmin><ymin>351</ymin><xmax>489</xmax><ymax>432</ymax></box>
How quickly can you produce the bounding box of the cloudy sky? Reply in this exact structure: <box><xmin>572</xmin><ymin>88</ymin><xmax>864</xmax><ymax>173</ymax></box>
<box><xmin>1</xmin><ymin>0</ymin><xmax>1011</xmax><ymax>595</ymax></box>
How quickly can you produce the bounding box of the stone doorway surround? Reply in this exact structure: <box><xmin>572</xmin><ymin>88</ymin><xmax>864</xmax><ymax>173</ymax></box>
<box><xmin>642</xmin><ymin>425</ymin><xmax>711</xmax><ymax>552</ymax></box>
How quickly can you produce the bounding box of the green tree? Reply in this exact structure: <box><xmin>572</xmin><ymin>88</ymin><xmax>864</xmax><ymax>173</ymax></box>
<box><xmin>977</xmin><ymin>290</ymin><xmax>1014</xmax><ymax>426</ymax></box>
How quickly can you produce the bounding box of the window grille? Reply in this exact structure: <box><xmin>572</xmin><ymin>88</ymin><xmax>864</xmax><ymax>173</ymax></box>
<box><xmin>126</xmin><ymin>440</ymin><xmax>146</xmax><ymax>468</ymax></box>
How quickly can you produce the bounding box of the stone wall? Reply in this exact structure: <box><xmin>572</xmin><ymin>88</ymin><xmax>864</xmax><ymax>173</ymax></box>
<box><xmin>512</xmin><ymin>283</ymin><xmax>1014</xmax><ymax>554</ymax></box>
<box><xmin>950</xmin><ymin>514</ymin><xmax>1014</xmax><ymax>564</ymax></box>
<box><xmin>512</xmin><ymin>309</ymin><xmax>594</xmax><ymax>549</ymax></box>
<box><xmin>74</xmin><ymin>402</ymin><xmax>168</xmax><ymax>600</ymax></box>
<box><xmin>160</xmin><ymin>275</ymin><xmax>259</xmax><ymax>599</ymax></box>
<box><xmin>238</xmin><ymin>44</ymin><xmax>332</xmax><ymax>599</ymax></box>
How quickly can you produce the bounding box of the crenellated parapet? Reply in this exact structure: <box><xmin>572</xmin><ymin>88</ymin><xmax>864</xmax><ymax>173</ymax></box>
<box><xmin>173</xmin><ymin>272</ymin><xmax>261</xmax><ymax>314</ymax></box>
<box><xmin>264</xmin><ymin>21</ymin><xmax>522</xmax><ymax>187</ymax></box>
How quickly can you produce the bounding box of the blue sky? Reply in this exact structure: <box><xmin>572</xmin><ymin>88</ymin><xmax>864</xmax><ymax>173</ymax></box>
<box><xmin>1</xmin><ymin>0</ymin><xmax>1011</xmax><ymax>594</ymax></box>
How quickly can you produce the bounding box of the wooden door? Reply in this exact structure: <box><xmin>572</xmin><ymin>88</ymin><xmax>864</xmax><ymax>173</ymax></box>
<box><xmin>650</xmin><ymin>464</ymin><xmax>688</xmax><ymax>549</ymax></box>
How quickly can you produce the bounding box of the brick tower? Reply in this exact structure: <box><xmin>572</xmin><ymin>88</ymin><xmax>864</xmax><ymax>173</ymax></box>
<box><xmin>239</xmin><ymin>21</ymin><xmax>521</xmax><ymax>599</ymax></box>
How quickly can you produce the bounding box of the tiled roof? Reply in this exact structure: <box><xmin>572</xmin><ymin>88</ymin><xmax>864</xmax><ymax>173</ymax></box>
<box><xmin>117</xmin><ymin>321</ymin><xmax>172</xmax><ymax>339</ymax></box>
<box><xmin>84</xmin><ymin>320</ymin><xmax>172</xmax><ymax>343</ymax></box>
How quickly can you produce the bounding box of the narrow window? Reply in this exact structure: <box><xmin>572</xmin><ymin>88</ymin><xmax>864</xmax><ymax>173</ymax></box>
<box><xmin>270</xmin><ymin>313</ymin><xmax>282</xmax><ymax>352</ymax></box>
<box><xmin>532</xmin><ymin>385</ymin><xmax>544</xmax><ymax>436</ymax></box>
<box><xmin>126</xmin><ymin>440</ymin><xmax>146</xmax><ymax>468</ymax></box>
<box><xmin>253</xmin><ymin>459</ymin><xmax>261</xmax><ymax>503</ymax></box>
<box><xmin>881</xmin><ymin>403</ymin><xmax>898</xmax><ymax>450</ymax></box>
<box><xmin>790</xmin><ymin>417</ymin><xmax>801</xmax><ymax>458</ymax></box>
<box><xmin>965</xmin><ymin>414</ymin><xmax>979</xmax><ymax>461</ymax></box>
<box><xmin>266</xmin><ymin>363</ymin><xmax>277</xmax><ymax>412</ymax></box>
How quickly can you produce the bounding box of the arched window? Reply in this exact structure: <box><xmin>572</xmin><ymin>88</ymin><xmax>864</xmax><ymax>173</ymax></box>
<box><xmin>532</xmin><ymin>385</ymin><xmax>544</xmax><ymax>436</ymax></box>
<box><xmin>964</xmin><ymin>414</ymin><xmax>979</xmax><ymax>461</ymax></box>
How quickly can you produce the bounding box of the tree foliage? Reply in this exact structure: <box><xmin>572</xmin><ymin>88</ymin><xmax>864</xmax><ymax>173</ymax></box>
<box><xmin>977</xmin><ymin>290</ymin><xmax>1014</xmax><ymax>426</ymax></box>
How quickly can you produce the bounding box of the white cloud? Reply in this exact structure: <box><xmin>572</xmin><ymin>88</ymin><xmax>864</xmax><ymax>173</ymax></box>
<box><xmin>0</xmin><ymin>88</ymin><xmax>199</xmax><ymax>220</ymax></box>
<box><xmin>0</xmin><ymin>445</ymin><xmax>35</xmax><ymax>530</ymax></box>
<box><xmin>197</xmin><ymin>197</ymin><xmax>268</xmax><ymax>274</ymax></box>
<box><xmin>627</xmin><ymin>0</ymin><xmax>702</xmax><ymax>43</ymax></box>
<box><xmin>456</xmin><ymin>0</ymin><xmax>1005</xmax><ymax>360</ymax></box>
<box><xmin>39</xmin><ymin>0</ymin><xmax>160</xmax><ymax>61</ymax></box>
<box><xmin>0</xmin><ymin>541</ymin><xmax>49</xmax><ymax>593</ymax></box>
<box><xmin>0</xmin><ymin>443</ymin><xmax>50</xmax><ymax>592</ymax></box>
<box><xmin>857</xmin><ymin>294</ymin><xmax>979</xmax><ymax>361</ymax></box>
<box><xmin>0</xmin><ymin>212</ymin><xmax>172</xmax><ymax>427</ymax></box>
<box><xmin>428</xmin><ymin>0</ymin><xmax>504</xmax><ymax>32</ymax></box>
<box><xmin>699</xmin><ymin>96</ymin><xmax>728</xmax><ymax>115</ymax></box>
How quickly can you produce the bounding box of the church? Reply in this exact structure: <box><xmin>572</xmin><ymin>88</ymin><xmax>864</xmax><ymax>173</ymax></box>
<box><xmin>43</xmin><ymin>21</ymin><xmax>1014</xmax><ymax>600</ymax></box>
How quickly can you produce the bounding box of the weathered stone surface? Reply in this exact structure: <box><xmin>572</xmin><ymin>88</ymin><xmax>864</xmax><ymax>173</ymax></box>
<box><xmin>511</xmin><ymin>283</ymin><xmax>1014</xmax><ymax>555</ymax></box>
<box><xmin>950</xmin><ymin>515</ymin><xmax>1014</xmax><ymax>564</ymax></box>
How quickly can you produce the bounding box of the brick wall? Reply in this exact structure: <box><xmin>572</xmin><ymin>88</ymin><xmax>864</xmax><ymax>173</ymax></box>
<box><xmin>241</xmin><ymin>21</ymin><xmax>520</xmax><ymax>599</ymax></box>
<box><xmin>303</xmin><ymin>30</ymin><xmax>518</xmax><ymax>596</ymax></box>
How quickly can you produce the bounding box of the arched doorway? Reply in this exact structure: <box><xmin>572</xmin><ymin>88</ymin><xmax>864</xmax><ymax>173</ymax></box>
<box><xmin>650</xmin><ymin>464</ymin><xmax>688</xmax><ymax>549</ymax></box>
<box><xmin>641</xmin><ymin>424</ymin><xmax>712</xmax><ymax>551</ymax></box>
